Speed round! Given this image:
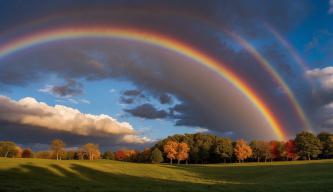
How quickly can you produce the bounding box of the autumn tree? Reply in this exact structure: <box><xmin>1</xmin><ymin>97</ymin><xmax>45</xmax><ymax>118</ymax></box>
<box><xmin>176</xmin><ymin>142</ymin><xmax>190</xmax><ymax>164</ymax></box>
<box><xmin>84</xmin><ymin>143</ymin><xmax>101</xmax><ymax>160</ymax></box>
<box><xmin>150</xmin><ymin>148</ymin><xmax>163</xmax><ymax>163</ymax></box>
<box><xmin>66</xmin><ymin>150</ymin><xmax>75</xmax><ymax>160</ymax></box>
<box><xmin>234</xmin><ymin>139</ymin><xmax>252</xmax><ymax>163</ymax></box>
<box><xmin>295</xmin><ymin>132</ymin><xmax>322</xmax><ymax>160</ymax></box>
<box><xmin>76</xmin><ymin>148</ymin><xmax>86</xmax><ymax>160</ymax></box>
<box><xmin>0</xmin><ymin>141</ymin><xmax>18</xmax><ymax>158</ymax></box>
<box><xmin>50</xmin><ymin>139</ymin><xmax>65</xmax><ymax>160</ymax></box>
<box><xmin>103</xmin><ymin>150</ymin><xmax>115</xmax><ymax>160</ymax></box>
<box><xmin>270</xmin><ymin>140</ymin><xmax>284</xmax><ymax>161</ymax></box>
<box><xmin>284</xmin><ymin>140</ymin><xmax>297</xmax><ymax>160</ymax></box>
<box><xmin>214</xmin><ymin>138</ymin><xmax>233</xmax><ymax>163</ymax></box>
<box><xmin>163</xmin><ymin>140</ymin><xmax>178</xmax><ymax>164</ymax></box>
<box><xmin>115</xmin><ymin>150</ymin><xmax>127</xmax><ymax>161</ymax></box>
<box><xmin>21</xmin><ymin>148</ymin><xmax>33</xmax><ymax>158</ymax></box>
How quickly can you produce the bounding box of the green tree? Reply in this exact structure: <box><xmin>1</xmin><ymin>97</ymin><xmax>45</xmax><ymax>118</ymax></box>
<box><xmin>50</xmin><ymin>139</ymin><xmax>65</xmax><ymax>160</ymax></box>
<box><xmin>150</xmin><ymin>148</ymin><xmax>163</xmax><ymax>163</ymax></box>
<box><xmin>214</xmin><ymin>138</ymin><xmax>233</xmax><ymax>163</ymax></box>
<box><xmin>317</xmin><ymin>132</ymin><xmax>333</xmax><ymax>158</ymax></box>
<box><xmin>103</xmin><ymin>150</ymin><xmax>115</xmax><ymax>160</ymax></box>
<box><xmin>250</xmin><ymin>140</ymin><xmax>271</xmax><ymax>162</ymax></box>
<box><xmin>295</xmin><ymin>132</ymin><xmax>322</xmax><ymax>160</ymax></box>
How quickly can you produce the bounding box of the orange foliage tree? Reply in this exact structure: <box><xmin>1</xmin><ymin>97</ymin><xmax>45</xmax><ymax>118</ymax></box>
<box><xmin>176</xmin><ymin>142</ymin><xmax>190</xmax><ymax>164</ymax></box>
<box><xmin>163</xmin><ymin>140</ymin><xmax>178</xmax><ymax>164</ymax></box>
<box><xmin>234</xmin><ymin>139</ymin><xmax>252</xmax><ymax>163</ymax></box>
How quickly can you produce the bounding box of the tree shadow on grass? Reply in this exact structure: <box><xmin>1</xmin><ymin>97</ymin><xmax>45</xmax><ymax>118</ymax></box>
<box><xmin>161</xmin><ymin>162</ymin><xmax>333</xmax><ymax>192</ymax></box>
<box><xmin>1</xmin><ymin>162</ymin><xmax>333</xmax><ymax>192</ymax></box>
<box><xmin>0</xmin><ymin>163</ymin><xmax>230</xmax><ymax>192</ymax></box>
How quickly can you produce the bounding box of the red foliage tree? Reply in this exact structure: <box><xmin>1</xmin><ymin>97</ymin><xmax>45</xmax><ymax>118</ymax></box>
<box><xmin>285</xmin><ymin>140</ymin><xmax>297</xmax><ymax>160</ymax></box>
<box><xmin>21</xmin><ymin>148</ymin><xmax>33</xmax><ymax>158</ymax></box>
<box><xmin>115</xmin><ymin>150</ymin><xmax>127</xmax><ymax>161</ymax></box>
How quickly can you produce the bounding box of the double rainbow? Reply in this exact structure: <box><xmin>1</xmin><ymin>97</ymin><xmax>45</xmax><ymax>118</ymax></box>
<box><xmin>0</xmin><ymin>26</ymin><xmax>287</xmax><ymax>140</ymax></box>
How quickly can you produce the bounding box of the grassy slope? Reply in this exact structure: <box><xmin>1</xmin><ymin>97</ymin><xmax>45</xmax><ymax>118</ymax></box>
<box><xmin>0</xmin><ymin>158</ymin><xmax>333</xmax><ymax>192</ymax></box>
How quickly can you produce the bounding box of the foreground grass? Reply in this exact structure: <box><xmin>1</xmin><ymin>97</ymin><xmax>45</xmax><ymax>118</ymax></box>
<box><xmin>0</xmin><ymin>158</ymin><xmax>333</xmax><ymax>192</ymax></box>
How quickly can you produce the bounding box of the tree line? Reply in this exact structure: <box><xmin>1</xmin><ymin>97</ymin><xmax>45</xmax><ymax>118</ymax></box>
<box><xmin>0</xmin><ymin>131</ymin><xmax>332</xmax><ymax>164</ymax></box>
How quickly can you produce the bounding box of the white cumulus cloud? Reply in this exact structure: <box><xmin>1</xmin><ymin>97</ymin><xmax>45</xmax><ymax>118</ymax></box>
<box><xmin>306</xmin><ymin>67</ymin><xmax>333</xmax><ymax>90</ymax></box>
<box><xmin>0</xmin><ymin>95</ymin><xmax>150</xmax><ymax>144</ymax></box>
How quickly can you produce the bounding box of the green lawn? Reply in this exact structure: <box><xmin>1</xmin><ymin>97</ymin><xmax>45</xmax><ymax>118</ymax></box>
<box><xmin>0</xmin><ymin>158</ymin><xmax>333</xmax><ymax>192</ymax></box>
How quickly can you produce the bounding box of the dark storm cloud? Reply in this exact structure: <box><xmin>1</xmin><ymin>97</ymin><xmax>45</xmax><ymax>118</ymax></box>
<box><xmin>159</xmin><ymin>93</ymin><xmax>172</xmax><ymax>104</ymax></box>
<box><xmin>0</xmin><ymin>0</ymin><xmax>314</xmax><ymax>143</ymax></box>
<box><xmin>120</xmin><ymin>97</ymin><xmax>134</xmax><ymax>104</ymax></box>
<box><xmin>0</xmin><ymin>38</ymin><xmax>303</xmax><ymax>140</ymax></box>
<box><xmin>125</xmin><ymin>103</ymin><xmax>168</xmax><ymax>119</ymax></box>
<box><xmin>52</xmin><ymin>79</ymin><xmax>83</xmax><ymax>97</ymax></box>
<box><xmin>123</xmin><ymin>89</ymin><xmax>141</xmax><ymax>97</ymax></box>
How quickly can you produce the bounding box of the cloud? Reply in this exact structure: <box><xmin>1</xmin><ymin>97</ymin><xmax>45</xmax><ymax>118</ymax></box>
<box><xmin>39</xmin><ymin>79</ymin><xmax>83</xmax><ymax>98</ymax></box>
<box><xmin>123</xmin><ymin>89</ymin><xmax>141</xmax><ymax>96</ymax></box>
<box><xmin>120</xmin><ymin>97</ymin><xmax>134</xmax><ymax>104</ymax></box>
<box><xmin>159</xmin><ymin>93</ymin><xmax>172</xmax><ymax>104</ymax></box>
<box><xmin>0</xmin><ymin>95</ymin><xmax>149</xmax><ymax>145</ymax></box>
<box><xmin>306</xmin><ymin>67</ymin><xmax>333</xmax><ymax>90</ymax></box>
<box><xmin>125</xmin><ymin>103</ymin><xmax>168</xmax><ymax>119</ymax></box>
<box><xmin>329</xmin><ymin>0</ymin><xmax>333</xmax><ymax>14</ymax></box>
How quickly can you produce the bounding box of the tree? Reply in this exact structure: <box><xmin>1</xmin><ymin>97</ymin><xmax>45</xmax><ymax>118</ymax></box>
<box><xmin>318</xmin><ymin>132</ymin><xmax>333</xmax><ymax>158</ymax></box>
<box><xmin>0</xmin><ymin>141</ymin><xmax>18</xmax><ymax>157</ymax></box>
<box><xmin>214</xmin><ymin>138</ymin><xmax>233</xmax><ymax>163</ymax></box>
<box><xmin>150</xmin><ymin>148</ymin><xmax>163</xmax><ymax>163</ymax></box>
<box><xmin>270</xmin><ymin>140</ymin><xmax>284</xmax><ymax>161</ymax></box>
<box><xmin>50</xmin><ymin>139</ymin><xmax>65</xmax><ymax>160</ymax></box>
<box><xmin>76</xmin><ymin>148</ymin><xmax>86</xmax><ymax>160</ymax></box>
<box><xmin>295</xmin><ymin>132</ymin><xmax>322</xmax><ymax>160</ymax></box>
<box><xmin>66</xmin><ymin>150</ymin><xmax>75</xmax><ymax>160</ymax></box>
<box><xmin>176</xmin><ymin>142</ymin><xmax>190</xmax><ymax>164</ymax></box>
<box><xmin>163</xmin><ymin>140</ymin><xmax>178</xmax><ymax>164</ymax></box>
<box><xmin>103</xmin><ymin>150</ymin><xmax>115</xmax><ymax>160</ymax></box>
<box><xmin>250</xmin><ymin>140</ymin><xmax>270</xmax><ymax>162</ymax></box>
<box><xmin>115</xmin><ymin>150</ymin><xmax>127</xmax><ymax>161</ymax></box>
<box><xmin>234</xmin><ymin>139</ymin><xmax>252</xmax><ymax>163</ymax></box>
<box><xmin>284</xmin><ymin>140</ymin><xmax>297</xmax><ymax>160</ymax></box>
<box><xmin>138</xmin><ymin>148</ymin><xmax>151</xmax><ymax>162</ymax></box>
<box><xmin>21</xmin><ymin>148</ymin><xmax>33</xmax><ymax>158</ymax></box>
<box><xmin>83</xmin><ymin>143</ymin><xmax>101</xmax><ymax>160</ymax></box>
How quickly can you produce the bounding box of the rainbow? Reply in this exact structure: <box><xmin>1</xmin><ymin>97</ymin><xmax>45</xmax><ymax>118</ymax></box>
<box><xmin>0</xmin><ymin>26</ymin><xmax>287</xmax><ymax>140</ymax></box>
<box><xmin>265</xmin><ymin>24</ymin><xmax>321</xmax><ymax>103</ymax></box>
<box><xmin>226</xmin><ymin>31</ymin><xmax>313</xmax><ymax>132</ymax></box>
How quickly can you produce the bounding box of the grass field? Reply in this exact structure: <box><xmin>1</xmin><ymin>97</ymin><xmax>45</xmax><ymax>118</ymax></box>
<box><xmin>0</xmin><ymin>158</ymin><xmax>333</xmax><ymax>192</ymax></box>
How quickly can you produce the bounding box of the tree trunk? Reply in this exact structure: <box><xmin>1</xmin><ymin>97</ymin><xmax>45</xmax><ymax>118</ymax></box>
<box><xmin>308</xmin><ymin>154</ymin><xmax>311</xmax><ymax>160</ymax></box>
<box><xmin>5</xmin><ymin>150</ymin><xmax>9</xmax><ymax>158</ymax></box>
<box><xmin>178</xmin><ymin>159</ymin><xmax>180</xmax><ymax>164</ymax></box>
<box><xmin>170</xmin><ymin>159</ymin><xmax>172</xmax><ymax>164</ymax></box>
<box><xmin>56</xmin><ymin>153</ymin><xmax>59</xmax><ymax>160</ymax></box>
<box><xmin>224</xmin><ymin>158</ymin><xmax>226</xmax><ymax>163</ymax></box>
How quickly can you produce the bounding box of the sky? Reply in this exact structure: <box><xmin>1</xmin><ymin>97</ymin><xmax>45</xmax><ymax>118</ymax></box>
<box><xmin>1</xmin><ymin>0</ymin><xmax>333</xmax><ymax>150</ymax></box>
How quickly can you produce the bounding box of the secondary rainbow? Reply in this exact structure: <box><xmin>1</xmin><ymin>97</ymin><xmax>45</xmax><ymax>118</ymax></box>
<box><xmin>226</xmin><ymin>31</ymin><xmax>313</xmax><ymax>133</ymax></box>
<box><xmin>0</xmin><ymin>26</ymin><xmax>286</xmax><ymax>140</ymax></box>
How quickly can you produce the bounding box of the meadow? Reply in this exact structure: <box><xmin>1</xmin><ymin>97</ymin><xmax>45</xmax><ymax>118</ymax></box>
<box><xmin>0</xmin><ymin>158</ymin><xmax>333</xmax><ymax>192</ymax></box>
